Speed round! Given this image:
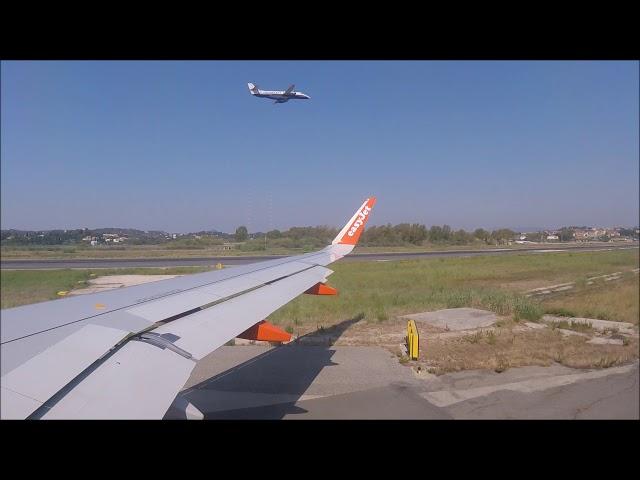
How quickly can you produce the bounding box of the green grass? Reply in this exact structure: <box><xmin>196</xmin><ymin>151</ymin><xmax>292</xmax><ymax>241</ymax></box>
<box><xmin>2</xmin><ymin>250</ymin><xmax>638</xmax><ymax>333</ymax></box>
<box><xmin>1</xmin><ymin>270</ymin><xmax>93</xmax><ymax>309</ymax></box>
<box><xmin>541</xmin><ymin>274</ymin><xmax>639</xmax><ymax>324</ymax></box>
<box><xmin>1</xmin><ymin>240</ymin><xmax>634</xmax><ymax>260</ymax></box>
<box><xmin>269</xmin><ymin>249</ymin><xmax>638</xmax><ymax>328</ymax></box>
<box><xmin>1</xmin><ymin>266</ymin><xmax>211</xmax><ymax>309</ymax></box>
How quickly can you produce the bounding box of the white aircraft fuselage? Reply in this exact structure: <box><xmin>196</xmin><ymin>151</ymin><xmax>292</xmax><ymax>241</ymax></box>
<box><xmin>248</xmin><ymin>82</ymin><xmax>310</xmax><ymax>103</ymax></box>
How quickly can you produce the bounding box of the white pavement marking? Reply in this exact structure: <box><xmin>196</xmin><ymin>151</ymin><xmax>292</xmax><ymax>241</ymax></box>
<box><xmin>420</xmin><ymin>363</ymin><xmax>637</xmax><ymax>408</ymax></box>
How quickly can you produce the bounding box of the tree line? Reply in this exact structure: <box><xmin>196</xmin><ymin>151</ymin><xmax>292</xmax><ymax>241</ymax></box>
<box><xmin>236</xmin><ymin>224</ymin><xmax>520</xmax><ymax>250</ymax></box>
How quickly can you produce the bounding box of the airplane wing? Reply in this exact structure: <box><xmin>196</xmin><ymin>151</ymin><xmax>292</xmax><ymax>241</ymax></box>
<box><xmin>284</xmin><ymin>84</ymin><xmax>295</xmax><ymax>95</ymax></box>
<box><xmin>1</xmin><ymin>197</ymin><xmax>376</xmax><ymax>419</ymax></box>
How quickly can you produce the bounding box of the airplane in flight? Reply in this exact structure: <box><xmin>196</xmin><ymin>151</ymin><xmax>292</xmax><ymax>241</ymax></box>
<box><xmin>248</xmin><ymin>82</ymin><xmax>311</xmax><ymax>103</ymax></box>
<box><xmin>1</xmin><ymin>197</ymin><xmax>376</xmax><ymax>419</ymax></box>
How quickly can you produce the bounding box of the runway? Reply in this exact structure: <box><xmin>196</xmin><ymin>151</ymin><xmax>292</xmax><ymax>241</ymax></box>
<box><xmin>1</xmin><ymin>244</ymin><xmax>637</xmax><ymax>270</ymax></box>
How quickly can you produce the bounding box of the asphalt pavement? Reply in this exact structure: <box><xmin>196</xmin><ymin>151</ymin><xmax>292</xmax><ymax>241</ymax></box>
<box><xmin>165</xmin><ymin>345</ymin><xmax>639</xmax><ymax>420</ymax></box>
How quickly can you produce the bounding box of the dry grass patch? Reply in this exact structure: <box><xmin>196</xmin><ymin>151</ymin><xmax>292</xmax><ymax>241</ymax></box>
<box><xmin>540</xmin><ymin>274</ymin><xmax>639</xmax><ymax>324</ymax></box>
<box><xmin>547</xmin><ymin>319</ymin><xmax>594</xmax><ymax>333</ymax></box>
<box><xmin>420</xmin><ymin>329</ymin><xmax>639</xmax><ymax>375</ymax></box>
<box><xmin>270</xmin><ymin>250</ymin><xmax>638</xmax><ymax>328</ymax></box>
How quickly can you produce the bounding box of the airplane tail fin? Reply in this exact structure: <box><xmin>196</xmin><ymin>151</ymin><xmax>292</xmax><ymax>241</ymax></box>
<box><xmin>331</xmin><ymin>197</ymin><xmax>377</xmax><ymax>246</ymax></box>
<box><xmin>247</xmin><ymin>82</ymin><xmax>259</xmax><ymax>95</ymax></box>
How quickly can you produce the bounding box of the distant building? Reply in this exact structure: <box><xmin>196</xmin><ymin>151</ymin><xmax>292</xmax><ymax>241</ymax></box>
<box><xmin>572</xmin><ymin>227</ymin><xmax>621</xmax><ymax>241</ymax></box>
<box><xmin>573</xmin><ymin>229</ymin><xmax>588</xmax><ymax>240</ymax></box>
<box><xmin>573</xmin><ymin>229</ymin><xmax>599</xmax><ymax>241</ymax></box>
<box><xmin>543</xmin><ymin>230</ymin><xmax>558</xmax><ymax>240</ymax></box>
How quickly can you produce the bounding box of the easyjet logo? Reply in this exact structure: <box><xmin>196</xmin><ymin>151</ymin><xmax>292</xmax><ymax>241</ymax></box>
<box><xmin>347</xmin><ymin>205</ymin><xmax>371</xmax><ymax>237</ymax></box>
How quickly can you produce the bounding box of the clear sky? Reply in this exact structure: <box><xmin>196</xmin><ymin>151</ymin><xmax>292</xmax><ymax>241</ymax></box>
<box><xmin>1</xmin><ymin>61</ymin><xmax>638</xmax><ymax>233</ymax></box>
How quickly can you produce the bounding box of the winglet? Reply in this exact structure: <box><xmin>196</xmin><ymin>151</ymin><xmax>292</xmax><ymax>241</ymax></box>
<box><xmin>332</xmin><ymin>197</ymin><xmax>377</xmax><ymax>246</ymax></box>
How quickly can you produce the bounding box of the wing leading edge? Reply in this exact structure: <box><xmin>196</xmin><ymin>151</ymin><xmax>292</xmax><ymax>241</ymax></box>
<box><xmin>0</xmin><ymin>197</ymin><xmax>376</xmax><ymax>419</ymax></box>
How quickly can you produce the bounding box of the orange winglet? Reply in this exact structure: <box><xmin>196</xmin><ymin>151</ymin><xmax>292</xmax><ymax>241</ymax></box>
<box><xmin>237</xmin><ymin>320</ymin><xmax>292</xmax><ymax>343</ymax></box>
<box><xmin>304</xmin><ymin>282</ymin><xmax>338</xmax><ymax>295</ymax></box>
<box><xmin>333</xmin><ymin>196</ymin><xmax>377</xmax><ymax>246</ymax></box>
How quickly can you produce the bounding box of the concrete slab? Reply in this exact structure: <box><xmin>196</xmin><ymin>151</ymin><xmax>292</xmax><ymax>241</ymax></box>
<box><xmin>401</xmin><ymin>308</ymin><xmax>498</xmax><ymax>331</ymax></box>
<box><xmin>558</xmin><ymin>329</ymin><xmax>590</xmax><ymax>338</ymax></box>
<box><xmin>587</xmin><ymin>337</ymin><xmax>624</xmax><ymax>346</ymax></box>
<box><xmin>513</xmin><ymin>322</ymin><xmax>548</xmax><ymax>333</ymax></box>
<box><xmin>525</xmin><ymin>322</ymin><xmax>547</xmax><ymax>329</ymax></box>
<box><xmin>543</xmin><ymin>315</ymin><xmax>637</xmax><ymax>336</ymax></box>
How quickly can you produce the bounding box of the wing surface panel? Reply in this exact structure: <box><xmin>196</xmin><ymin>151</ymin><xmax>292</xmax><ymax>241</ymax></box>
<box><xmin>37</xmin><ymin>265</ymin><xmax>331</xmax><ymax>418</ymax></box>
<box><xmin>1</xmin><ymin>197</ymin><xmax>376</xmax><ymax>419</ymax></box>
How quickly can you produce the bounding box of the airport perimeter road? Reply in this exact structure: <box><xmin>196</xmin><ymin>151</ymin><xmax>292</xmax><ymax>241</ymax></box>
<box><xmin>2</xmin><ymin>244</ymin><xmax>637</xmax><ymax>270</ymax></box>
<box><xmin>165</xmin><ymin>346</ymin><xmax>639</xmax><ymax>420</ymax></box>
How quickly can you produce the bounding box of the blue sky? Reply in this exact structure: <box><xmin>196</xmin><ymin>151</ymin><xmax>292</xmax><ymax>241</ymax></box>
<box><xmin>1</xmin><ymin>61</ymin><xmax>638</xmax><ymax>233</ymax></box>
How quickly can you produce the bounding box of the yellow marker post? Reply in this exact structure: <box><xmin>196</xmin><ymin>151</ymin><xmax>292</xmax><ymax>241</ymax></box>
<box><xmin>406</xmin><ymin>319</ymin><xmax>419</xmax><ymax>361</ymax></box>
<box><xmin>215</xmin><ymin>263</ymin><xmax>223</xmax><ymax>270</ymax></box>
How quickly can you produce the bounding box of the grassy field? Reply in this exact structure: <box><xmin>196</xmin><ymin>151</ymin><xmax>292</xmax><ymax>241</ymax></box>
<box><xmin>1</xmin><ymin>240</ymin><xmax>633</xmax><ymax>260</ymax></box>
<box><xmin>421</xmin><ymin>328</ymin><xmax>639</xmax><ymax>374</ymax></box>
<box><xmin>0</xmin><ymin>266</ymin><xmax>211</xmax><ymax>309</ymax></box>
<box><xmin>0</xmin><ymin>245</ymin><xmax>299</xmax><ymax>259</ymax></box>
<box><xmin>3</xmin><ymin>250</ymin><xmax>637</xmax><ymax>322</ymax></box>
<box><xmin>269</xmin><ymin>249</ymin><xmax>639</xmax><ymax>329</ymax></box>
<box><xmin>3</xmin><ymin>250</ymin><xmax>637</xmax><ymax>373</ymax></box>
<box><xmin>540</xmin><ymin>274</ymin><xmax>639</xmax><ymax>324</ymax></box>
